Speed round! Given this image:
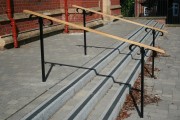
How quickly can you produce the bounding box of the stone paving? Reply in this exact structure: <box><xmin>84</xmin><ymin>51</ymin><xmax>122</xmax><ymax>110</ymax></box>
<box><xmin>0</xmin><ymin>19</ymin><xmax>144</xmax><ymax>120</ymax></box>
<box><xmin>1</xmin><ymin>19</ymin><xmax>178</xmax><ymax>120</ymax></box>
<box><xmin>124</xmin><ymin>27</ymin><xmax>180</xmax><ymax>120</ymax></box>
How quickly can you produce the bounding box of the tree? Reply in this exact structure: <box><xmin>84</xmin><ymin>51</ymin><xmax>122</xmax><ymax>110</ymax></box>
<box><xmin>121</xmin><ymin>0</ymin><xmax>135</xmax><ymax>17</ymax></box>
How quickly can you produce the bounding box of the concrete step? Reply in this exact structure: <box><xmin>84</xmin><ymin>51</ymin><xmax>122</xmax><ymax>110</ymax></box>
<box><xmin>21</xmin><ymin>20</ymin><xmax>156</xmax><ymax>120</ymax></box>
<box><xmin>87</xmin><ymin>54</ymin><xmax>141</xmax><ymax>120</ymax></box>
<box><xmin>99</xmin><ymin>55</ymin><xmax>143</xmax><ymax>120</ymax></box>
<box><xmin>49</xmin><ymin>21</ymin><xmax>161</xmax><ymax>120</ymax></box>
<box><xmin>88</xmin><ymin>24</ymin><xmax>165</xmax><ymax>120</ymax></box>
<box><xmin>49</xmin><ymin>53</ymin><xmax>123</xmax><ymax>119</ymax></box>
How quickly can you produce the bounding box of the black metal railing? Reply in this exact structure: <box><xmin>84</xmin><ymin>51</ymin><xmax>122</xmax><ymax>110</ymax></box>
<box><xmin>26</xmin><ymin>9</ymin><xmax>165</xmax><ymax>118</ymax></box>
<box><xmin>129</xmin><ymin>25</ymin><xmax>164</xmax><ymax>117</ymax></box>
<box><xmin>145</xmin><ymin>27</ymin><xmax>163</xmax><ymax>78</ymax></box>
<box><xmin>75</xmin><ymin>6</ymin><xmax>165</xmax><ymax>118</ymax></box>
<box><xmin>38</xmin><ymin>17</ymin><xmax>46</xmax><ymax>82</ymax></box>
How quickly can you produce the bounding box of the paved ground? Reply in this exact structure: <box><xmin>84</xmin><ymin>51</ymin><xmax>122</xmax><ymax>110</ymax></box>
<box><xmin>125</xmin><ymin>27</ymin><xmax>180</xmax><ymax>120</ymax></box>
<box><xmin>1</xmin><ymin>19</ymin><xmax>179</xmax><ymax>120</ymax></box>
<box><xmin>0</xmin><ymin>19</ymin><xmax>144</xmax><ymax>120</ymax></box>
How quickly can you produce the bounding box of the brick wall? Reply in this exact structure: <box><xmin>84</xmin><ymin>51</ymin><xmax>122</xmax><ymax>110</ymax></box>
<box><xmin>0</xmin><ymin>0</ymin><xmax>6</xmax><ymax>14</ymax></box>
<box><xmin>0</xmin><ymin>0</ymin><xmax>66</xmax><ymax>36</ymax></box>
<box><xmin>68</xmin><ymin>0</ymin><xmax>102</xmax><ymax>23</ymax></box>
<box><xmin>111</xmin><ymin>0</ymin><xmax>121</xmax><ymax>15</ymax></box>
<box><xmin>111</xmin><ymin>9</ymin><xmax>121</xmax><ymax>15</ymax></box>
<box><xmin>0</xmin><ymin>0</ymin><xmax>121</xmax><ymax>36</ymax></box>
<box><xmin>111</xmin><ymin>0</ymin><xmax>120</xmax><ymax>5</ymax></box>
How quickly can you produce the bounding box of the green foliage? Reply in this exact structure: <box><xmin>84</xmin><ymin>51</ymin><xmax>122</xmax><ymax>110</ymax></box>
<box><xmin>121</xmin><ymin>0</ymin><xmax>134</xmax><ymax>17</ymax></box>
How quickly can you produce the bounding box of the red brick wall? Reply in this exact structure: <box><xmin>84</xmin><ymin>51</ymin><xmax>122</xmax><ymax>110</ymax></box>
<box><xmin>14</xmin><ymin>0</ymin><xmax>61</xmax><ymax>13</ymax></box>
<box><xmin>111</xmin><ymin>0</ymin><xmax>120</xmax><ymax>5</ymax></box>
<box><xmin>111</xmin><ymin>0</ymin><xmax>121</xmax><ymax>15</ymax></box>
<box><xmin>0</xmin><ymin>0</ymin><xmax>63</xmax><ymax>36</ymax></box>
<box><xmin>111</xmin><ymin>9</ymin><xmax>121</xmax><ymax>16</ymax></box>
<box><xmin>68</xmin><ymin>0</ymin><xmax>102</xmax><ymax>23</ymax></box>
<box><xmin>0</xmin><ymin>0</ymin><xmax>121</xmax><ymax>36</ymax></box>
<box><xmin>0</xmin><ymin>21</ymin><xmax>12</xmax><ymax>35</ymax></box>
<box><xmin>0</xmin><ymin>0</ymin><xmax>6</xmax><ymax>14</ymax></box>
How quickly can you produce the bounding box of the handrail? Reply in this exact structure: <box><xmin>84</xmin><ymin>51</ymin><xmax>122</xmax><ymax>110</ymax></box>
<box><xmin>72</xmin><ymin>5</ymin><xmax>168</xmax><ymax>34</ymax></box>
<box><xmin>23</xmin><ymin>10</ymin><xmax>165</xmax><ymax>54</ymax></box>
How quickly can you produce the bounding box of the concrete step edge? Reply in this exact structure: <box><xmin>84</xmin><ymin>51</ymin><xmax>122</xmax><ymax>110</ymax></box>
<box><xmin>99</xmin><ymin>23</ymin><xmax>165</xmax><ymax>120</ymax></box>
<box><xmin>20</xmin><ymin>20</ymin><xmax>153</xmax><ymax>120</ymax></box>
<box><xmin>63</xmin><ymin>23</ymin><xmax>159</xmax><ymax>120</ymax></box>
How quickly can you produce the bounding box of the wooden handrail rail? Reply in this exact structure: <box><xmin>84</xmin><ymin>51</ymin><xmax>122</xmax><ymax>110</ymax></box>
<box><xmin>23</xmin><ymin>10</ymin><xmax>165</xmax><ymax>54</ymax></box>
<box><xmin>72</xmin><ymin>5</ymin><xmax>168</xmax><ymax>34</ymax></box>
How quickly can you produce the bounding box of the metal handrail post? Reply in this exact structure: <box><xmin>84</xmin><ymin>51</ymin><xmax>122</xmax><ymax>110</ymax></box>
<box><xmin>152</xmin><ymin>29</ymin><xmax>156</xmax><ymax>78</ymax></box>
<box><xmin>140</xmin><ymin>47</ymin><xmax>145</xmax><ymax>118</ymax></box>
<box><xmin>145</xmin><ymin>27</ymin><xmax>159</xmax><ymax>78</ymax></box>
<box><xmin>83</xmin><ymin>10</ymin><xmax>87</xmax><ymax>55</ymax></box>
<box><xmin>129</xmin><ymin>45</ymin><xmax>145</xmax><ymax>118</ymax></box>
<box><xmin>38</xmin><ymin>17</ymin><xmax>46</xmax><ymax>82</ymax></box>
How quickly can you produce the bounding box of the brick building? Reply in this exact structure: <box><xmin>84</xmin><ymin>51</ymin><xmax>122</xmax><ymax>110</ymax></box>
<box><xmin>134</xmin><ymin>0</ymin><xmax>167</xmax><ymax>17</ymax></box>
<box><xmin>0</xmin><ymin>0</ymin><xmax>121</xmax><ymax>49</ymax></box>
<box><xmin>167</xmin><ymin>0</ymin><xmax>180</xmax><ymax>24</ymax></box>
<box><xmin>134</xmin><ymin>0</ymin><xmax>180</xmax><ymax>24</ymax></box>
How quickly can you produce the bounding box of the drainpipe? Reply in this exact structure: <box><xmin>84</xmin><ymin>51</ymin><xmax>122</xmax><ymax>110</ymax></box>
<box><xmin>64</xmin><ymin>0</ymin><xmax>69</xmax><ymax>33</ymax></box>
<box><xmin>6</xmin><ymin>0</ymin><xmax>18</xmax><ymax>48</ymax></box>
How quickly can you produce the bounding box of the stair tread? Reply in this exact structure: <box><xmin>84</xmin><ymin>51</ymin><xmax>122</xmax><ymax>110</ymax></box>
<box><xmin>78</xmin><ymin>22</ymin><xmax>164</xmax><ymax>120</ymax></box>
<box><xmin>87</xmin><ymin>84</ymin><xmax>120</xmax><ymax>120</ymax></box>
<box><xmin>22</xmin><ymin>20</ymin><xmax>165</xmax><ymax>120</ymax></box>
<box><xmin>49</xmin><ymin>21</ymin><xmax>158</xmax><ymax>120</ymax></box>
<box><xmin>92</xmin><ymin>24</ymin><xmax>164</xmax><ymax>120</ymax></box>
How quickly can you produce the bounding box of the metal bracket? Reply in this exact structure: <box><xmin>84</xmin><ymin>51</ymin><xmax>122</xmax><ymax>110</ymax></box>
<box><xmin>76</xmin><ymin>8</ymin><xmax>93</xmax><ymax>16</ymax></box>
<box><xmin>129</xmin><ymin>44</ymin><xmax>149</xmax><ymax>57</ymax></box>
<box><xmin>29</xmin><ymin>14</ymin><xmax>54</xmax><ymax>26</ymax></box>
